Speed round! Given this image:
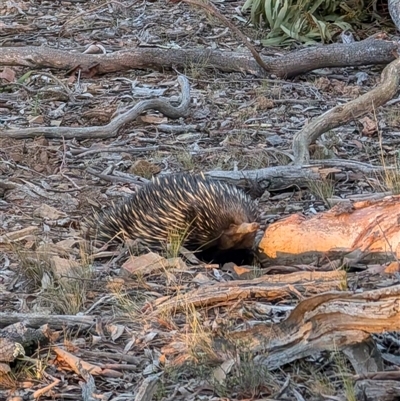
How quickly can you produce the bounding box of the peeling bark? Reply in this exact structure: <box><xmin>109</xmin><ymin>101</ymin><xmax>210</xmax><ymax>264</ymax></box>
<box><xmin>214</xmin><ymin>285</ymin><xmax>400</xmax><ymax>370</ymax></box>
<box><xmin>259</xmin><ymin>194</ymin><xmax>400</xmax><ymax>264</ymax></box>
<box><xmin>150</xmin><ymin>270</ymin><xmax>346</xmax><ymax>314</ymax></box>
<box><xmin>355</xmin><ymin>379</ymin><xmax>400</xmax><ymax>401</ymax></box>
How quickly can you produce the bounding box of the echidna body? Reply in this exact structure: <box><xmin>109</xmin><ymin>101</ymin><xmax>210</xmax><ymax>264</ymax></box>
<box><xmin>85</xmin><ymin>174</ymin><xmax>259</xmax><ymax>258</ymax></box>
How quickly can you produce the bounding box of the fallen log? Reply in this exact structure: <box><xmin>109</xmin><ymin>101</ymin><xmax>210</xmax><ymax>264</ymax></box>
<box><xmin>259</xmin><ymin>194</ymin><xmax>400</xmax><ymax>265</ymax></box>
<box><xmin>0</xmin><ymin>38</ymin><xmax>397</xmax><ymax>79</ymax></box>
<box><xmin>355</xmin><ymin>379</ymin><xmax>400</xmax><ymax>401</ymax></box>
<box><xmin>206</xmin><ymin>160</ymin><xmax>389</xmax><ymax>192</ymax></box>
<box><xmin>149</xmin><ymin>270</ymin><xmax>345</xmax><ymax>314</ymax></box>
<box><xmin>213</xmin><ymin>284</ymin><xmax>400</xmax><ymax>370</ymax></box>
<box><xmin>0</xmin><ymin>312</ymin><xmax>97</xmax><ymax>329</ymax></box>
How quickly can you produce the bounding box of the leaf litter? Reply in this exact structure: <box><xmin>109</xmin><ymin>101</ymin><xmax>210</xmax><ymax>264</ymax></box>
<box><xmin>1</xmin><ymin>0</ymin><xmax>400</xmax><ymax>400</ymax></box>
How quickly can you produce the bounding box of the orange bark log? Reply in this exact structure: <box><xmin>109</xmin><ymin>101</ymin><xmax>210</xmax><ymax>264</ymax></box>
<box><xmin>259</xmin><ymin>195</ymin><xmax>400</xmax><ymax>263</ymax></box>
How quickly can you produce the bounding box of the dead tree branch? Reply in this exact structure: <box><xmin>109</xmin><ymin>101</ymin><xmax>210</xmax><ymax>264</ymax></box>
<box><xmin>0</xmin><ymin>75</ymin><xmax>190</xmax><ymax>140</ymax></box>
<box><xmin>0</xmin><ymin>39</ymin><xmax>398</xmax><ymax>79</ymax></box>
<box><xmin>216</xmin><ymin>285</ymin><xmax>400</xmax><ymax>370</ymax></box>
<box><xmin>389</xmin><ymin>0</ymin><xmax>400</xmax><ymax>32</ymax></box>
<box><xmin>293</xmin><ymin>56</ymin><xmax>400</xmax><ymax>165</ymax></box>
<box><xmin>0</xmin><ymin>313</ymin><xmax>97</xmax><ymax>329</ymax></box>
<box><xmin>259</xmin><ymin>194</ymin><xmax>400</xmax><ymax>264</ymax></box>
<box><xmin>206</xmin><ymin>159</ymin><xmax>389</xmax><ymax>191</ymax></box>
<box><xmin>149</xmin><ymin>270</ymin><xmax>346</xmax><ymax>314</ymax></box>
<box><xmin>182</xmin><ymin>0</ymin><xmax>269</xmax><ymax>72</ymax></box>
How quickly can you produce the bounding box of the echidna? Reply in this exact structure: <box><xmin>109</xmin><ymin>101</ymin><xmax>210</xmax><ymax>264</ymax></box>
<box><xmin>85</xmin><ymin>173</ymin><xmax>260</xmax><ymax>263</ymax></box>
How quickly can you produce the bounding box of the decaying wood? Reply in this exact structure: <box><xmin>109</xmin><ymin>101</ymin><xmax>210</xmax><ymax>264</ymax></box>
<box><xmin>53</xmin><ymin>346</ymin><xmax>123</xmax><ymax>378</ymax></box>
<box><xmin>355</xmin><ymin>379</ymin><xmax>400</xmax><ymax>401</ymax></box>
<box><xmin>0</xmin><ymin>322</ymin><xmax>49</xmax><ymax>365</ymax></box>
<box><xmin>32</xmin><ymin>377</ymin><xmax>61</xmax><ymax>399</ymax></box>
<box><xmin>293</xmin><ymin>56</ymin><xmax>400</xmax><ymax>165</ymax></box>
<box><xmin>0</xmin><ymin>312</ymin><xmax>97</xmax><ymax>329</ymax></box>
<box><xmin>58</xmin><ymin>157</ymin><xmax>392</xmax><ymax>194</ymax></box>
<box><xmin>389</xmin><ymin>0</ymin><xmax>400</xmax><ymax>31</ymax></box>
<box><xmin>53</xmin><ymin>347</ymin><xmax>103</xmax><ymax>376</ymax></box>
<box><xmin>0</xmin><ymin>336</ymin><xmax>25</xmax><ymax>363</ymax></box>
<box><xmin>2</xmin><ymin>321</ymin><xmax>49</xmax><ymax>345</ymax></box>
<box><xmin>328</xmin><ymin>191</ymin><xmax>393</xmax><ymax>205</ymax></box>
<box><xmin>259</xmin><ymin>194</ymin><xmax>400</xmax><ymax>264</ymax></box>
<box><xmin>206</xmin><ymin>159</ymin><xmax>389</xmax><ymax>191</ymax></box>
<box><xmin>149</xmin><ymin>270</ymin><xmax>346</xmax><ymax>314</ymax></box>
<box><xmin>0</xmin><ymin>226</ymin><xmax>39</xmax><ymax>243</ymax></box>
<box><xmin>134</xmin><ymin>373</ymin><xmax>163</xmax><ymax>401</ymax></box>
<box><xmin>0</xmin><ymin>38</ymin><xmax>397</xmax><ymax>79</ymax></box>
<box><xmin>213</xmin><ymin>285</ymin><xmax>400</xmax><ymax>371</ymax></box>
<box><xmin>0</xmin><ymin>76</ymin><xmax>190</xmax><ymax>140</ymax></box>
<box><xmin>343</xmin><ymin>339</ymin><xmax>384</xmax><ymax>375</ymax></box>
<box><xmin>81</xmin><ymin>159</ymin><xmax>388</xmax><ymax>192</ymax></box>
<box><xmin>355</xmin><ymin>371</ymin><xmax>400</xmax><ymax>381</ymax></box>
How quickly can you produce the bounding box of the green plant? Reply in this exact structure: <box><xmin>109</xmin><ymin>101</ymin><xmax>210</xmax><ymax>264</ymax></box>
<box><xmin>6</xmin><ymin>346</ymin><xmax>52</xmax><ymax>389</ymax></box>
<box><xmin>0</xmin><ymin>371</ymin><xmax>17</xmax><ymax>390</ymax></box>
<box><xmin>30</xmin><ymin>242</ymin><xmax>96</xmax><ymax>315</ymax></box>
<box><xmin>129</xmin><ymin>160</ymin><xmax>159</xmax><ymax>180</ymax></box>
<box><xmin>15</xmin><ymin>356</ymin><xmax>47</xmax><ymax>381</ymax></box>
<box><xmin>307</xmin><ymin>369</ymin><xmax>336</xmax><ymax>396</ymax></box>
<box><xmin>227</xmin><ymin>351</ymin><xmax>273</xmax><ymax>398</ymax></box>
<box><xmin>112</xmin><ymin>287</ymin><xmax>146</xmax><ymax>322</ymax></box>
<box><xmin>184</xmin><ymin>56</ymin><xmax>211</xmax><ymax>80</ymax></box>
<box><xmin>16</xmin><ymin>250</ymin><xmax>49</xmax><ymax>288</ymax></box>
<box><xmin>31</xmin><ymin>93</ymin><xmax>43</xmax><ymax>116</ymax></box>
<box><xmin>242</xmin><ymin>0</ymin><xmax>362</xmax><ymax>46</ymax></box>
<box><xmin>385</xmin><ymin>107</ymin><xmax>400</xmax><ymax>128</ymax></box>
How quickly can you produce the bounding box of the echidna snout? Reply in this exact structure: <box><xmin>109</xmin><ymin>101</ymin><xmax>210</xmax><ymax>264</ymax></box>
<box><xmin>85</xmin><ymin>173</ymin><xmax>260</xmax><ymax>264</ymax></box>
<box><xmin>219</xmin><ymin>222</ymin><xmax>260</xmax><ymax>250</ymax></box>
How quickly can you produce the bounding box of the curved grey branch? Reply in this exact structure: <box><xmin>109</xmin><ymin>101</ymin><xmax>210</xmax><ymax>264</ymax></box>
<box><xmin>389</xmin><ymin>0</ymin><xmax>400</xmax><ymax>32</ymax></box>
<box><xmin>0</xmin><ymin>75</ymin><xmax>190</xmax><ymax>140</ymax></box>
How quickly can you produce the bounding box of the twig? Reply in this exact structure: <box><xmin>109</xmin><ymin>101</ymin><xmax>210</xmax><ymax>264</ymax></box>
<box><xmin>293</xmin><ymin>56</ymin><xmax>400</xmax><ymax>165</ymax></box>
<box><xmin>1</xmin><ymin>75</ymin><xmax>190</xmax><ymax>140</ymax></box>
<box><xmin>181</xmin><ymin>0</ymin><xmax>270</xmax><ymax>73</ymax></box>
